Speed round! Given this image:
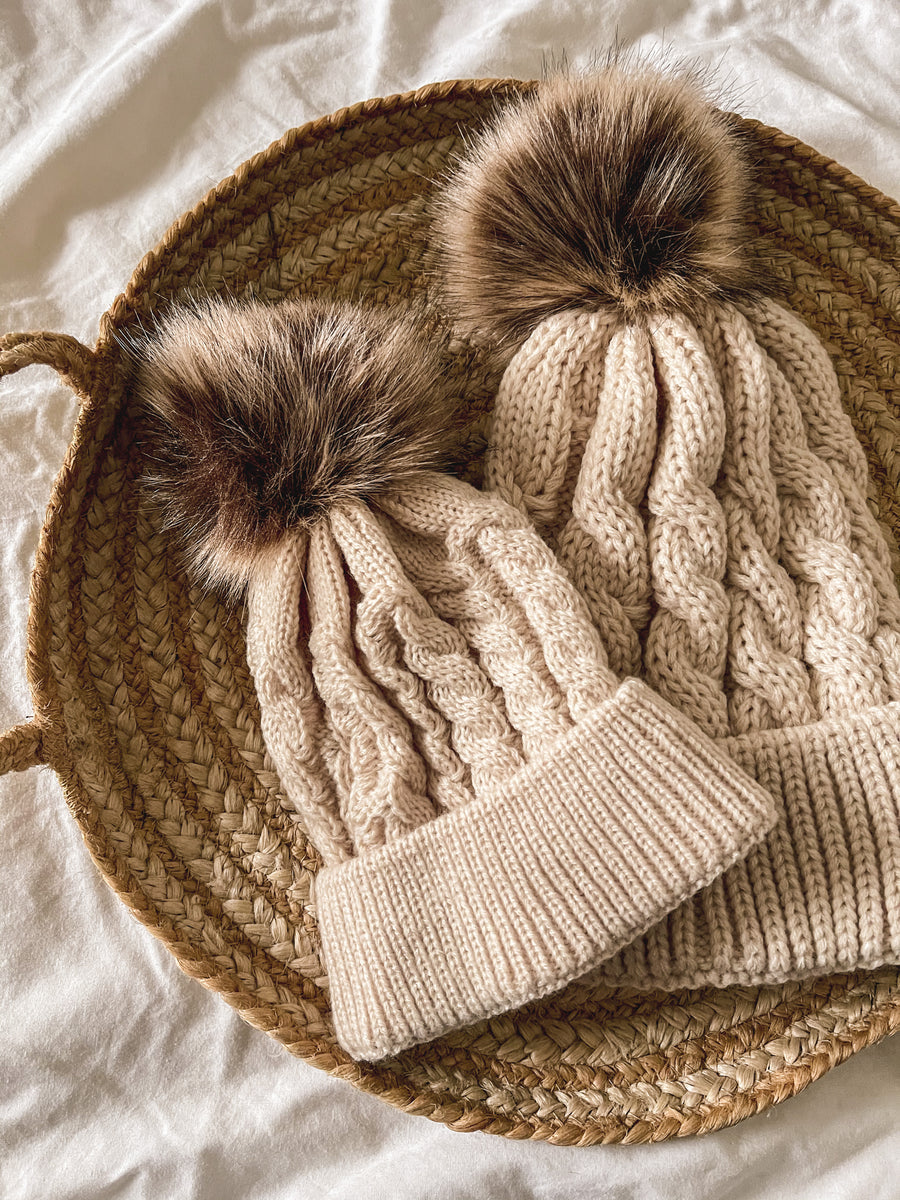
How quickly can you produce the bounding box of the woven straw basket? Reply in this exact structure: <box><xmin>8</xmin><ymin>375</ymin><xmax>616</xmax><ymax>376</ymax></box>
<box><xmin>2</xmin><ymin>79</ymin><xmax>899</xmax><ymax>1146</ymax></box>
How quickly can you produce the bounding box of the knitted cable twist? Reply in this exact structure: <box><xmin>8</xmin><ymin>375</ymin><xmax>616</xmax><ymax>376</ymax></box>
<box><xmin>381</xmin><ymin>509</ymin><xmax>584</xmax><ymax>762</ymax></box>
<box><xmin>341</xmin><ymin>496</ymin><xmax>573</xmax><ymax>768</ymax></box>
<box><xmin>555</xmin><ymin>323</ymin><xmax>658</xmax><ymax>677</ymax></box>
<box><xmin>748</xmin><ymin>299</ymin><xmax>900</xmax><ymax>702</ymax></box>
<box><xmin>643</xmin><ymin>316</ymin><xmax>731</xmax><ymax>737</ymax></box>
<box><xmin>483</xmin><ymin>311</ymin><xmax>615</xmax><ymax>531</ymax></box>
<box><xmin>327</xmin><ymin>501</ymin><xmax>527</xmax><ymax>803</ymax></box>
<box><xmin>428</xmin><ymin>543</ymin><xmax>574</xmax><ymax>760</ymax></box>
<box><xmin>460</xmin><ymin>523</ymin><xmax>614</xmax><ymax>726</ymax></box>
<box><xmin>382</xmin><ymin>477</ymin><xmax>620</xmax><ymax>724</ymax></box>
<box><xmin>347</xmin><ymin>545</ymin><xmax>474</xmax><ymax>816</ymax></box>
<box><xmin>700</xmin><ymin>305</ymin><xmax>817</xmax><ymax>736</ymax></box>
<box><xmin>484</xmin><ymin>311</ymin><xmax>648</xmax><ymax>674</ymax></box>
<box><xmin>306</xmin><ymin>519</ymin><xmax>442</xmax><ymax>853</ymax></box>
<box><xmin>246</xmin><ymin>536</ymin><xmax>354</xmax><ymax>866</ymax></box>
<box><xmin>335</xmin><ymin>517</ymin><xmax>466</xmax><ymax>780</ymax></box>
<box><xmin>470</xmin><ymin>521</ymin><xmax>618</xmax><ymax>721</ymax></box>
<box><xmin>552</xmin><ymin>345</ymin><xmax>614</xmax><ymax>542</ymax></box>
<box><xmin>386</xmin><ymin>518</ymin><xmax>628</xmax><ymax>758</ymax></box>
<box><xmin>764</xmin><ymin>357</ymin><xmax>893</xmax><ymax>718</ymax></box>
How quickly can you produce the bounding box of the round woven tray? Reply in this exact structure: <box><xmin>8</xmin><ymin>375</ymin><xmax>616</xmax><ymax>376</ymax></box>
<box><xmin>2</xmin><ymin>79</ymin><xmax>899</xmax><ymax>1146</ymax></box>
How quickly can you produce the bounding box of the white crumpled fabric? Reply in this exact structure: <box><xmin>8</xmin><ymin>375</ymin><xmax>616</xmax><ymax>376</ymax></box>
<box><xmin>2</xmin><ymin>3</ymin><xmax>899</xmax><ymax>1197</ymax></box>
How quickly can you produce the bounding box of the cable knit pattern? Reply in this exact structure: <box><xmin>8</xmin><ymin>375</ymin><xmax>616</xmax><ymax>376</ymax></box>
<box><xmin>306</xmin><ymin>520</ymin><xmax>440</xmax><ymax>852</ymax></box>
<box><xmin>644</xmin><ymin>315</ymin><xmax>731</xmax><ymax>737</ymax></box>
<box><xmin>245</xmin><ymin>468</ymin><xmax>776</xmax><ymax>1060</ymax></box>
<box><xmin>485</xmin><ymin>312</ymin><xmax>650</xmax><ymax>676</ymax></box>
<box><xmin>700</xmin><ymin>305</ymin><xmax>817</xmax><ymax>735</ymax></box>
<box><xmin>747</xmin><ymin>299</ymin><xmax>900</xmax><ymax>701</ymax></box>
<box><xmin>337</xmin><ymin>528</ymin><xmax>475</xmax><ymax>818</ymax></box>
<box><xmin>382</xmin><ymin>512</ymin><xmax>598</xmax><ymax>759</ymax></box>
<box><xmin>331</xmin><ymin>501</ymin><xmax>529</xmax><ymax>797</ymax></box>
<box><xmin>350</xmin><ymin>501</ymin><xmax>573</xmax><ymax>766</ymax></box>
<box><xmin>483</xmin><ymin>289</ymin><xmax>900</xmax><ymax>993</ymax></box>
<box><xmin>557</xmin><ymin>324</ymin><xmax>657</xmax><ymax>676</ymax></box>
<box><xmin>381</xmin><ymin>476</ymin><xmax>622</xmax><ymax>722</ymax></box>
<box><xmin>246</xmin><ymin>536</ymin><xmax>354</xmax><ymax>867</ymax></box>
<box><xmin>462</xmin><ymin>523</ymin><xmax>618</xmax><ymax>723</ymax></box>
<box><xmin>765</xmin><ymin>352</ymin><xmax>891</xmax><ymax>717</ymax></box>
<box><xmin>484</xmin><ymin>311</ymin><xmax>615</xmax><ymax>533</ymax></box>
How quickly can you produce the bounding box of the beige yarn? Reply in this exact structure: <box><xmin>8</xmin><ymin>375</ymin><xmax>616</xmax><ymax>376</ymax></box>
<box><xmin>245</xmin><ymin>470</ymin><xmax>775</xmax><ymax>1059</ymax></box>
<box><xmin>643</xmin><ymin>314</ymin><xmax>732</xmax><ymax>736</ymax></box>
<box><xmin>486</xmin><ymin>296</ymin><xmax>900</xmax><ymax>990</ymax></box>
<box><xmin>702</xmin><ymin>305</ymin><xmax>816</xmax><ymax>735</ymax></box>
<box><xmin>485</xmin><ymin>311</ymin><xmax>651</xmax><ymax>677</ymax></box>
<box><xmin>641</xmin><ymin>298</ymin><xmax>900</xmax><ymax>733</ymax></box>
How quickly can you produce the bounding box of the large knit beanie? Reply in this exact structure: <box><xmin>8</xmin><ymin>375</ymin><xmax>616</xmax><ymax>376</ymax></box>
<box><xmin>434</xmin><ymin>65</ymin><xmax>900</xmax><ymax>990</ymax></box>
<box><xmin>131</xmin><ymin>295</ymin><xmax>775</xmax><ymax>1060</ymax></box>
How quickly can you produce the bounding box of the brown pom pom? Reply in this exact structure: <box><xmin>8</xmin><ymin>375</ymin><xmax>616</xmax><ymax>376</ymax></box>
<box><xmin>434</xmin><ymin>64</ymin><xmax>767</xmax><ymax>351</ymax></box>
<box><xmin>128</xmin><ymin>296</ymin><xmax>458</xmax><ymax>596</ymax></box>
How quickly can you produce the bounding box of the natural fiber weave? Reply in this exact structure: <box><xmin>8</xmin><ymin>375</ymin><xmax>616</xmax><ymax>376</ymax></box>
<box><xmin>1</xmin><ymin>79</ymin><xmax>898</xmax><ymax>1144</ymax></box>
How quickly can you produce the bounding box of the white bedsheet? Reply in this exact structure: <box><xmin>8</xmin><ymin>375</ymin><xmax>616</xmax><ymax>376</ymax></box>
<box><xmin>2</xmin><ymin>3</ymin><xmax>899</xmax><ymax>1197</ymax></box>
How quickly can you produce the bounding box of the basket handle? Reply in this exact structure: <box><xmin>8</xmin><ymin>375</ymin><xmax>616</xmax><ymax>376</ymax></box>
<box><xmin>0</xmin><ymin>329</ymin><xmax>94</xmax><ymax>776</ymax></box>
<box><xmin>0</xmin><ymin>330</ymin><xmax>97</xmax><ymax>394</ymax></box>
<box><xmin>0</xmin><ymin>721</ymin><xmax>46</xmax><ymax>774</ymax></box>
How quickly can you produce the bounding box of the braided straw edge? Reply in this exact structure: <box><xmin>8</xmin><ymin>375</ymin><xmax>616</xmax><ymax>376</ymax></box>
<box><xmin>0</xmin><ymin>721</ymin><xmax>45</xmax><ymax>773</ymax></box>
<box><xmin>0</xmin><ymin>331</ymin><xmax>97</xmax><ymax>396</ymax></box>
<box><xmin>23</xmin><ymin>78</ymin><xmax>900</xmax><ymax>1144</ymax></box>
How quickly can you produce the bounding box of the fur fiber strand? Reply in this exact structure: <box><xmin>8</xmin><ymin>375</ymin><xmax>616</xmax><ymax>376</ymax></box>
<box><xmin>434</xmin><ymin>64</ymin><xmax>766</xmax><ymax>350</ymax></box>
<box><xmin>129</xmin><ymin>296</ymin><xmax>458</xmax><ymax>595</ymax></box>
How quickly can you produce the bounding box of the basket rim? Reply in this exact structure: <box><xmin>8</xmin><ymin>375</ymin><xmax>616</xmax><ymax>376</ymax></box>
<box><xmin>97</xmin><ymin>76</ymin><xmax>900</xmax><ymax>347</ymax></box>
<box><xmin>18</xmin><ymin>77</ymin><xmax>900</xmax><ymax>1146</ymax></box>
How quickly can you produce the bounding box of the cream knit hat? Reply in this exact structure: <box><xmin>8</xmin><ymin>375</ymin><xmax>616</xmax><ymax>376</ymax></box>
<box><xmin>132</xmin><ymin>295</ymin><xmax>775</xmax><ymax>1060</ymax></box>
<box><xmin>434</xmin><ymin>65</ymin><xmax>900</xmax><ymax>990</ymax></box>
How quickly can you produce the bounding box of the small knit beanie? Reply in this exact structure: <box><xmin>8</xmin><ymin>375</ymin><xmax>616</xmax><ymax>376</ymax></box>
<box><xmin>132</xmin><ymin>295</ymin><xmax>775</xmax><ymax>1060</ymax></box>
<box><xmin>434</xmin><ymin>64</ymin><xmax>900</xmax><ymax>990</ymax></box>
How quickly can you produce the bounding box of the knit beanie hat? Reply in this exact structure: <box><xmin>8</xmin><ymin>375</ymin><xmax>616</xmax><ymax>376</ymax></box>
<box><xmin>434</xmin><ymin>65</ymin><xmax>900</xmax><ymax>990</ymax></box>
<box><xmin>132</xmin><ymin>295</ymin><xmax>775</xmax><ymax>1060</ymax></box>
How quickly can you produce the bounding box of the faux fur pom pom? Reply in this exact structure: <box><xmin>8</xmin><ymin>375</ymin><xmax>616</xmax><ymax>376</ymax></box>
<box><xmin>434</xmin><ymin>64</ymin><xmax>765</xmax><ymax>350</ymax></box>
<box><xmin>130</xmin><ymin>297</ymin><xmax>457</xmax><ymax>596</ymax></box>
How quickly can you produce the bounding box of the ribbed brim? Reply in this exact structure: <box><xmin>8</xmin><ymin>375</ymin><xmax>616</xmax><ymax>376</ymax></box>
<box><xmin>598</xmin><ymin>700</ymin><xmax>900</xmax><ymax>990</ymax></box>
<box><xmin>315</xmin><ymin>679</ymin><xmax>776</xmax><ymax>1061</ymax></box>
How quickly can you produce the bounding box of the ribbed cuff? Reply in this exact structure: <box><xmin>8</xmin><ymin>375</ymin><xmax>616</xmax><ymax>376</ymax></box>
<box><xmin>597</xmin><ymin>700</ymin><xmax>900</xmax><ymax>991</ymax></box>
<box><xmin>316</xmin><ymin>678</ymin><xmax>776</xmax><ymax>1061</ymax></box>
